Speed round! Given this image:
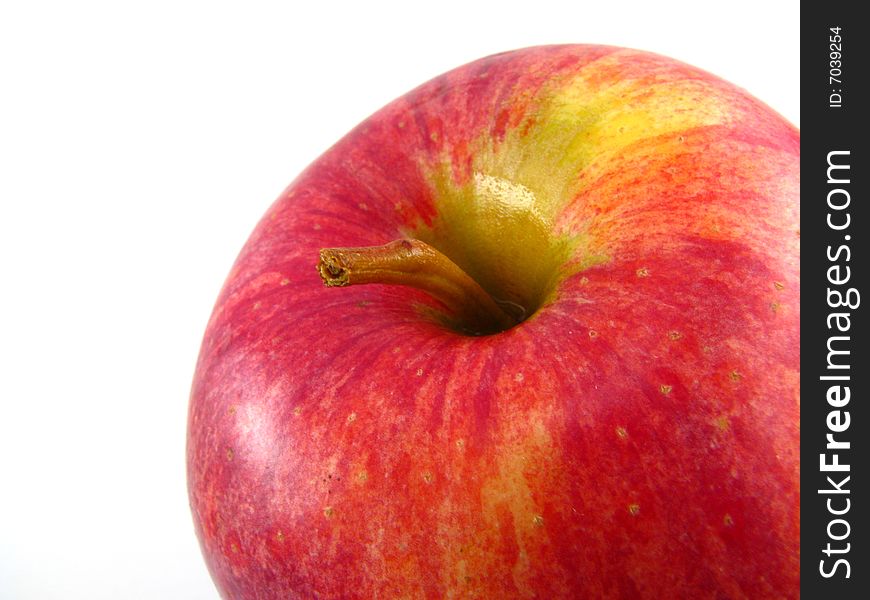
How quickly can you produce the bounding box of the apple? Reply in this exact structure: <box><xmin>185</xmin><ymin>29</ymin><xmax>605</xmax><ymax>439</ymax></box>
<box><xmin>188</xmin><ymin>45</ymin><xmax>799</xmax><ymax>598</ymax></box>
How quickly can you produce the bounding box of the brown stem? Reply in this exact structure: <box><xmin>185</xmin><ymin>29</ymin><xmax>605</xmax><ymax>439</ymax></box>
<box><xmin>317</xmin><ymin>239</ymin><xmax>518</xmax><ymax>333</ymax></box>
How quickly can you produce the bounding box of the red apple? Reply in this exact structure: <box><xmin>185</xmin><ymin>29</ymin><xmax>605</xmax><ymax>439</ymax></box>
<box><xmin>188</xmin><ymin>45</ymin><xmax>799</xmax><ymax>598</ymax></box>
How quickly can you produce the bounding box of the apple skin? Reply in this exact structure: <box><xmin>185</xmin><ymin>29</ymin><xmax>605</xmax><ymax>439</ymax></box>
<box><xmin>188</xmin><ymin>45</ymin><xmax>799</xmax><ymax>599</ymax></box>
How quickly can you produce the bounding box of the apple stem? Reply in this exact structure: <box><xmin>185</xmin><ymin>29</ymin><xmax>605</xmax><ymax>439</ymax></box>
<box><xmin>317</xmin><ymin>239</ymin><xmax>520</xmax><ymax>333</ymax></box>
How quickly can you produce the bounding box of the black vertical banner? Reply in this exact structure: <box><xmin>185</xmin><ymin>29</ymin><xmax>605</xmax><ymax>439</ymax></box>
<box><xmin>802</xmin><ymin>3</ymin><xmax>868</xmax><ymax>598</ymax></box>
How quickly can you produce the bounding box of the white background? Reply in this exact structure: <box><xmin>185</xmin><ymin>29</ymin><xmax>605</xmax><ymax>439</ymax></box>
<box><xmin>0</xmin><ymin>1</ymin><xmax>798</xmax><ymax>598</ymax></box>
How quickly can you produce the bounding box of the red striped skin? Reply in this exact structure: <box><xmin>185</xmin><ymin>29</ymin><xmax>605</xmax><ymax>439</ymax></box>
<box><xmin>188</xmin><ymin>45</ymin><xmax>799</xmax><ymax>599</ymax></box>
